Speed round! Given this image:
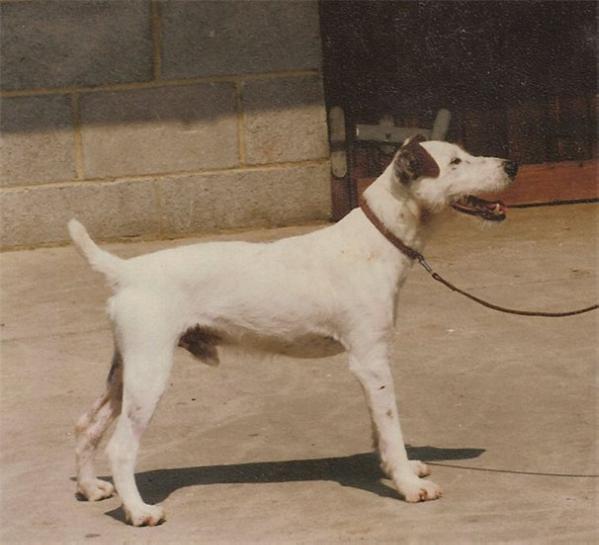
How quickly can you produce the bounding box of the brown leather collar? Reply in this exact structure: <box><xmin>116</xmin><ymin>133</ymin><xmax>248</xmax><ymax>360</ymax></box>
<box><xmin>359</xmin><ymin>197</ymin><xmax>422</xmax><ymax>261</ymax></box>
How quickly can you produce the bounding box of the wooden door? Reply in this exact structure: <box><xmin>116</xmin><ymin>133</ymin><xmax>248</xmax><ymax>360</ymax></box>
<box><xmin>319</xmin><ymin>1</ymin><xmax>597</xmax><ymax>216</ymax></box>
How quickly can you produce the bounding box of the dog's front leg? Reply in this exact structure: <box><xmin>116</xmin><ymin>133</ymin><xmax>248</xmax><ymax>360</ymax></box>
<box><xmin>349</xmin><ymin>341</ymin><xmax>442</xmax><ymax>502</ymax></box>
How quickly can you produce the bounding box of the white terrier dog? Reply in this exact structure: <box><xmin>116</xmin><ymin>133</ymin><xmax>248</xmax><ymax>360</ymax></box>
<box><xmin>70</xmin><ymin>136</ymin><xmax>517</xmax><ymax>526</ymax></box>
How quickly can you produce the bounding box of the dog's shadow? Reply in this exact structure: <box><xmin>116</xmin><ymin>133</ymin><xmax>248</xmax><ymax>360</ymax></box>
<box><xmin>101</xmin><ymin>445</ymin><xmax>484</xmax><ymax>522</ymax></box>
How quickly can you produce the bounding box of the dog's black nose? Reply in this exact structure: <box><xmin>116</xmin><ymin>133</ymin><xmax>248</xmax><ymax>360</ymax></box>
<box><xmin>503</xmin><ymin>160</ymin><xmax>519</xmax><ymax>179</ymax></box>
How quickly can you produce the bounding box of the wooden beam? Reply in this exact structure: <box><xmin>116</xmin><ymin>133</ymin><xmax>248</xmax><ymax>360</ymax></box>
<box><xmin>487</xmin><ymin>159</ymin><xmax>598</xmax><ymax>205</ymax></box>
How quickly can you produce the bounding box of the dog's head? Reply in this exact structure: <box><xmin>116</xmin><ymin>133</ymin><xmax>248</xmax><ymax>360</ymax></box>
<box><xmin>392</xmin><ymin>136</ymin><xmax>518</xmax><ymax>221</ymax></box>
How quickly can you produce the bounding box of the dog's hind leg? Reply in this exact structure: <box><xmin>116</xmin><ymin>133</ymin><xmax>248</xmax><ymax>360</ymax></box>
<box><xmin>348</xmin><ymin>339</ymin><xmax>441</xmax><ymax>502</ymax></box>
<box><xmin>105</xmin><ymin>300</ymin><xmax>177</xmax><ymax>526</ymax></box>
<box><xmin>75</xmin><ymin>348</ymin><xmax>123</xmax><ymax>501</ymax></box>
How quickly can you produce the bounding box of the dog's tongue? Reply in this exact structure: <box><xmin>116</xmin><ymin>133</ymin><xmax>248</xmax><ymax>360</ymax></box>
<box><xmin>483</xmin><ymin>200</ymin><xmax>507</xmax><ymax>215</ymax></box>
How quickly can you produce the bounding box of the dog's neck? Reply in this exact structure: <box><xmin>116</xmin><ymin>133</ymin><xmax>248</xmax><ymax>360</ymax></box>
<box><xmin>361</xmin><ymin>165</ymin><xmax>432</xmax><ymax>253</ymax></box>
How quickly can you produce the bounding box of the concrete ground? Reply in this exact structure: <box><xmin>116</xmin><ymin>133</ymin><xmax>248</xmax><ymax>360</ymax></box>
<box><xmin>1</xmin><ymin>203</ymin><xmax>597</xmax><ymax>545</ymax></box>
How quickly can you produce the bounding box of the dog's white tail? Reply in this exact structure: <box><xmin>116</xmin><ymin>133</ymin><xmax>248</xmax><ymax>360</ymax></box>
<box><xmin>68</xmin><ymin>219</ymin><xmax>124</xmax><ymax>286</ymax></box>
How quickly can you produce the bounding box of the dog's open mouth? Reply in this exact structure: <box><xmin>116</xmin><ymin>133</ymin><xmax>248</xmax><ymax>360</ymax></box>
<box><xmin>451</xmin><ymin>195</ymin><xmax>507</xmax><ymax>222</ymax></box>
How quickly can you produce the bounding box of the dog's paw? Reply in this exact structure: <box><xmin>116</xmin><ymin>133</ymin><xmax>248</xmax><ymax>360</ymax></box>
<box><xmin>409</xmin><ymin>460</ymin><xmax>431</xmax><ymax>477</ymax></box>
<box><xmin>397</xmin><ymin>477</ymin><xmax>442</xmax><ymax>503</ymax></box>
<box><xmin>125</xmin><ymin>503</ymin><xmax>166</xmax><ymax>527</ymax></box>
<box><xmin>77</xmin><ymin>478</ymin><xmax>115</xmax><ymax>501</ymax></box>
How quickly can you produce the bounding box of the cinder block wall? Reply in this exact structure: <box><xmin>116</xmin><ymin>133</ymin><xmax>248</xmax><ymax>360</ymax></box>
<box><xmin>0</xmin><ymin>0</ymin><xmax>331</xmax><ymax>249</ymax></box>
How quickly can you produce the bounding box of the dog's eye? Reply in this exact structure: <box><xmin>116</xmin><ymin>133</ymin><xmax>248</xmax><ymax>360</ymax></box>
<box><xmin>450</xmin><ymin>158</ymin><xmax>462</xmax><ymax>165</ymax></box>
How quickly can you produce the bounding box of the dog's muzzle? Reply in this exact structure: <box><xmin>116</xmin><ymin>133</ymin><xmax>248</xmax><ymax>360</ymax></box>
<box><xmin>450</xmin><ymin>159</ymin><xmax>518</xmax><ymax>221</ymax></box>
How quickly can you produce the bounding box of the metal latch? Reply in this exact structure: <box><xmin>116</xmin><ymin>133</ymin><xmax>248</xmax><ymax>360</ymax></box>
<box><xmin>328</xmin><ymin>106</ymin><xmax>347</xmax><ymax>178</ymax></box>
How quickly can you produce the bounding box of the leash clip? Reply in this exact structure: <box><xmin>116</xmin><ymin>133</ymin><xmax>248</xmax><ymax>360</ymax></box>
<box><xmin>417</xmin><ymin>255</ymin><xmax>433</xmax><ymax>274</ymax></box>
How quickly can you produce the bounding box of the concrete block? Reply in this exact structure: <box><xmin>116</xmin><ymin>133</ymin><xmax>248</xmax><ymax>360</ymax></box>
<box><xmin>80</xmin><ymin>83</ymin><xmax>238</xmax><ymax>178</ymax></box>
<box><xmin>158</xmin><ymin>163</ymin><xmax>331</xmax><ymax>235</ymax></box>
<box><xmin>243</xmin><ymin>77</ymin><xmax>329</xmax><ymax>164</ymax></box>
<box><xmin>160</xmin><ymin>0</ymin><xmax>322</xmax><ymax>79</ymax></box>
<box><xmin>0</xmin><ymin>95</ymin><xmax>76</xmax><ymax>187</ymax></box>
<box><xmin>0</xmin><ymin>180</ymin><xmax>159</xmax><ymax>248</ymax></box>
<box><xmin>0</xmin><ymin>0</ymin><xmax>152</xmax><ymax>91</ymax></box>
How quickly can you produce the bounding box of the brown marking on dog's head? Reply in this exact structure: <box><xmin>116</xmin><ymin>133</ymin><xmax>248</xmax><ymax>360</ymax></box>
<box><xmin>393</xmin><ymin>135</ymin><xmax>440</xmax><ymax>184</ymax></box>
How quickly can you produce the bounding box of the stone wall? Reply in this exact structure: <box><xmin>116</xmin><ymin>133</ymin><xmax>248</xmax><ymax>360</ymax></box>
<box><xmin>0</xmin><ymin>0</ymin><xmax>331</xmax><ymax>249</ymax></box>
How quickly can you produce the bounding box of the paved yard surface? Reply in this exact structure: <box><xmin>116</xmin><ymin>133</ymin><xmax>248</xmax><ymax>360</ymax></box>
<box><xmin>1</xmin><ymin>203</ymin><xmax>597</xmax><ymax>544</ymax></box>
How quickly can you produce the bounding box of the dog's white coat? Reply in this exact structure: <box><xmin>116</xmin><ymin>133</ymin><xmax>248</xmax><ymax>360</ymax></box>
<box><xmin>71</xmin><ymin>140</ymin><xmax>514</xmax><ymax>526</ymax></box>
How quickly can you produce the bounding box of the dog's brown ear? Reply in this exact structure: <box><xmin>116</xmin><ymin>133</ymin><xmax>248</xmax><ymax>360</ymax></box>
<box><xmin>393</xmin><ymin>135</ymin><xmax>440</xmax><ymax>184</ymax></box>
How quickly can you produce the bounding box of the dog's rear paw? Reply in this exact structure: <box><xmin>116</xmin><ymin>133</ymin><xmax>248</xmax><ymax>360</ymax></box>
<box><xmin>409</xmin><ymin>460</ymin><xmax>431</xmax><ymax>477</ymax></box>
<box><xmin>77</xmin><ymin>478</ymin><xmax>115</xmax><ymax>501</ymax></box>
<box><xmin>397</xmin><ymin>478</ymin><xmax>442</xmax><ymax>503</ymax></box>
<box><xmin>125</xmin><ymin>504</ymin><xmax>166</xmax><ymax>527</ymax></box>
